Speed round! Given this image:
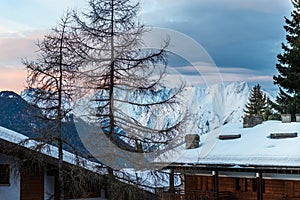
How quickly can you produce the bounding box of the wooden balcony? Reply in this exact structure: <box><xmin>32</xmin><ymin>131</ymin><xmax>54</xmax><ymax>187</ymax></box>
<box><xmin>157</xmin><ymin>189</ymin><xmax>231</xmax><ymax>200</ymax></box>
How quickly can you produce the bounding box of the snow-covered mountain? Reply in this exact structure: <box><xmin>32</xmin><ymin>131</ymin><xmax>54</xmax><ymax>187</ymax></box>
<box><xmin>172</xmin><ymin>81</ymin><xmax>250</xmax><ymax>135</ymax></box>
<box><xmin>17</xmin><ymin>81</ymin><xmax>256</xmax><ymax>168</ymax></box>
<box><xmin>127</xmin><ymin>81</ymin><xmax>250</xmax><ymax>135</ymax></box>
<box><xmin>21</xmin><ymin>81</ymin><xmax>251</xmax><ymax>136</ymax></box>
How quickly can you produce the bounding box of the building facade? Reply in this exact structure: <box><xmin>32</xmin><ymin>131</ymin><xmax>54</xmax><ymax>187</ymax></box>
<box><xmin>157</xmin><ymin>120</ymin><xmax>300</xmax><ymax>200</ymax></box>
<box><xmin>0</xmin><ymin>126</ymin><xmax>107</xmax><ymax>200</ymax></box>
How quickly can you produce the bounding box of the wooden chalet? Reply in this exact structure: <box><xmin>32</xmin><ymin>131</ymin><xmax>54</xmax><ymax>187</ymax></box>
<box><xmin>0</xmin><ymin>125</ymin><xmax>159</xmax><ymax>200</ymax></box>
<box><xmin>0</xmin><ymin>126</ymin><xmax>109</xmax><ymax>200</ymax></box>
<box><xmin>155</xmin><ymin>120</ymin><xmax>300</xmax><ymax>200</ymax></box>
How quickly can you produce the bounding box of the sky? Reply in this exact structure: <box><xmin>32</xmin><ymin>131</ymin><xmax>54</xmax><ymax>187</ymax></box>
<box><xmin>0</xmin><ymin>0</ymin><xmax>293</xmax><ymax>93</ymax></box>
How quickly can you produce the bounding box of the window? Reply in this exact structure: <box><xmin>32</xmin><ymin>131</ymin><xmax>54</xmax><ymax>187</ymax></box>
<box><xmin>235</xmin><ymin>178</ymin><xmax>241</xmax><ymax>191</ymax></box>
<box><xmin>252</xmin><ymin>179</ymin><xmax>257</xmax><ymax>192</ymax></box>
<box><xmin>236</xmin><ymin>178</ymin><xmax>248</xmax><ymax>191</ymax></box>
<box><xmin>252</xmin><ymin>178</ymin><xmax>265</xmax><ymax>193</ymax></box>
<box><xmin>0</xmin><ymin>164</ymin><xmax>10</xmax><ymax>185</ymax></box>
<box><xmin>245</xmin><ymin>179</ymin><xmax>248</xmax><ymax>192</ymax></box>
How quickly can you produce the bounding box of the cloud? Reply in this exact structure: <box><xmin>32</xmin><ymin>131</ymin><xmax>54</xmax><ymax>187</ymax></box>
<box><xmin>169</xmin><ymin>63</ymin><xmax>274</xmax><ymax>86</ymax></box>
<box><xmin>217</xmin><ymin>0</ymin><xmax>292</xmax><ymax>13</ymax></box>
<box><xmin>32</xmin><ymin>0</ymin><xmax>87</xmax><ymax>13</ymax></box>
<box><xmin>0</xmin><ymin>31</ymin><xmax>43</xmax><ymax>66</ymax></box>
<box><xmin>141</xmin><ymin>0</ymin><xmax>292</xmax><ymax>15</ymax></box>
<box><xmin>0</xmin><ymin>18</ymin><xmax>33</xmax><ymax>34</ymax></box>
<box><xmin>216</xmin><ymin>66</ymin><xmax>274</xmax><ymax>83</ymax></box>
<box><xmin>247</xmin><ymin>76</ymin><xmax>274</xmax><ymax>82</ymax></box>
<box><xmin>0</xmin><ymin>30</ymin><xmax>43</xmax><ymax>93</ymax></box>
<box><xmin>0</xmin><ymin>0</ymin><xmax>87</xmax><ymax>35</ymax></box>
<box><xmin>0</xmin><ymin>0</ymin><xmax>289</xmax><ymax>93</ymax></box>
<box><xmin>139</xmin><ymin>0</ymin><xmax>291</xmax><ymax>75</ymax></box>
<box><xmin>0</xmin><ymin>67</ymin><xmax>27</xmax><ymax>93</ymax></box>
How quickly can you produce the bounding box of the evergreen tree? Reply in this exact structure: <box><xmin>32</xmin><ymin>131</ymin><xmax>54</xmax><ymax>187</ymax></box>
<box><xmin>273</xmin><ymin>0</ymin><xmax>300</xmax><ymax>120</ymax></box>
<box><xmin>244</xmin><ymin>84</ymin><xmax>267</xmax><ymax>117</ymax></box>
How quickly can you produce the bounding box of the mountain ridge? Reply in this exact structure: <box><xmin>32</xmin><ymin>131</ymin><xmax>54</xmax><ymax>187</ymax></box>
<box><xmin>0</xmin><ymin>81</ymin><xmax>273</xmax><ymax>155</ymax></box>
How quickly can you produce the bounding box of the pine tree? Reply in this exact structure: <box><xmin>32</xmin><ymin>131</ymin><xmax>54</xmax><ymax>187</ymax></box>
<box><xmin>244</xmin><ymin>84</ymin><xmax>267</xmax><ymax>117</ymax></box>
<box><xmin>273</xmin><ymin>0</ymin><xmax>300</xmax><ymax>121</ymax></box>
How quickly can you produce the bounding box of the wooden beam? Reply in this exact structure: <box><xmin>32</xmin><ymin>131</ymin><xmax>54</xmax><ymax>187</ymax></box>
<box><xmin>257</xmin><ymin>172</ymin><xmax>263</xmax><ymax>200</ymax></box>
<box><xmin>270</xmin><ymin>132</ymin><xmax>297</xmax><ymax>139</ymax></box>
<box><xmin>218</xmin><ymin>134</ymin><xmax>241</xmax><ymax>140</ymax></box>
<box><xmin>159</xmin><ymin>163</ymin><xmax>300</xmax><ymax>175</ymax></box>
<box><xmin>213</xmin><ymin>170</ymin><xmax>219</xmax><ymax>200</ymax></box>
<box><xmin>169</xmin><ymin>168</ymin><xmax>175</xmax><ymax>191</ymax></box>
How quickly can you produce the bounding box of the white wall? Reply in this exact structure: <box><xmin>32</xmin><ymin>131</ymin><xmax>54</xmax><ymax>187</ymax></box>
<box><xmin>44</xmin><ymin>171</ymin><xmax>55</xmax><ymax>200</ymax></box>
<box><xmin>0</xmin><ymin>154</ymin><xmax>20</xmax><ymax>200</ymax></box>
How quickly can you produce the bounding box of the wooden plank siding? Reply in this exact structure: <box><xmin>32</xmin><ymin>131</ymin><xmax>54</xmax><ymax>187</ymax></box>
<box><xmin>179</xmin><ymin>175</ymin><xmax>300</xmax><ymax>200</ymax></box>
<box><xmin>218</xmin><ymin>177</ymin><xmax>235</xmax><ymax>192</ymax></box>
<box><xmin>20</xmin><ymin>170</ymin><xmax>44</xmax><ymax>200</ymax></box>
<box><xmin>185</xmin><ymin>175</ymin><xmax>213</xmax><ymax>191</ymax></box>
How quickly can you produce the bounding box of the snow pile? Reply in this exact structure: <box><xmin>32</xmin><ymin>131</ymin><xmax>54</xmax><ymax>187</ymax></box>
<box><xmin>158</xmin><ymin>120</ymin><xmax>300</xmax><ymax>167</ymax></box>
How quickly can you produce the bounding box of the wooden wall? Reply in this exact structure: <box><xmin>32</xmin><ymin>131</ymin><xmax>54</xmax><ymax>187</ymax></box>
<box><xmin>184</xmin><ymin>175</ymin><xmax>300</xmax><ymax>200</ymax></box>
<box><xmin>263</xmin><ymin>179</ymin><xmax>300</xmax><ymax>199</ymax></box>
<box><xmin>20</xmin><ymin>170</ymin><xmax>44</xmax><ymax>200</ymax></box>
<box><xmin>185</xmin><ymin>175</ymin><xmax>213</xmax><ymax>191</ymax></box>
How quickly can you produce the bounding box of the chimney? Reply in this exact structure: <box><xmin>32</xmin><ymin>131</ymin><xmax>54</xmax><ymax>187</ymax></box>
<box><xmin>185</xmin><ymin>134</ymin><xmax>200</xmax><ymax>149</ymax></box>
<box><xmin>296</xmin><ymin>114</ymin><xmax>300</xmax><ymax>122</ymax></box>
<box><xmin>281</xmin><ymin>114</ymin><xmax>291</xmax><ymax>123</ymax></box>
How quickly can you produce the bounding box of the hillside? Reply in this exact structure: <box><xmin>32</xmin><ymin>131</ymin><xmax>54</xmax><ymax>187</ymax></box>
<box><xmin>0</xmin><ymin>90</ymin><xmax>89</xmax><ymax>157</ymax></box>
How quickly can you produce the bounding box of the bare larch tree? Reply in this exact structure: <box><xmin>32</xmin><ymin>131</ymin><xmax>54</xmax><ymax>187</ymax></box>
<box><xmin>23</xmin><ymin>13</ymin><xmax>86</xmax><ymax>200</ymax></box>
<box><xmin>73</xmin><ymin>0</ymin><xmax>186</xmax><ymax>154</ymax></box>
<box><xmin>71</xmin><ymin>0</ymin><xmax>187</xmax><ymax>199</ymax></box>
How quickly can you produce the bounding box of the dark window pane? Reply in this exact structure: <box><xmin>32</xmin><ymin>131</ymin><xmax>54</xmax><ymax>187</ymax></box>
<box><xmin>0</xmin><ymin>164</ymin><xmax>10</xmax><ymax>185</ymax></box>
<box><xmin>252</xmin><ymin>179</ymin><xmax>257</xmax><ymax>192</ymax></box>
<box><xmin>235</xmin><ymin>178</ymin><xmax>241</xmax><ymax>191</ymax></box>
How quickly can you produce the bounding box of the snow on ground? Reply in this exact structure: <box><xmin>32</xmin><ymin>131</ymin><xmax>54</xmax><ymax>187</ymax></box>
<box><xmin>156</xmin><ymin>120</ymin><xmax>300</xmax><ymax>167</ymax></box>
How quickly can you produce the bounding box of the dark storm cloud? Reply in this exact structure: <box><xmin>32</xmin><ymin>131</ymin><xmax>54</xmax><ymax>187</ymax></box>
<box><xmin>140</xmin><ymin>0</ymin><xmax>292</xmax><ymax>77</ymax></box>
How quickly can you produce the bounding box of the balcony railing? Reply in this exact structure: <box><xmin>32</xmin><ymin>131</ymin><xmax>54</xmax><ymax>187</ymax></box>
<box><xmin>157</xmin><ymin>189</ymin><xmax>231</xmax><ymax>200</ymax></box>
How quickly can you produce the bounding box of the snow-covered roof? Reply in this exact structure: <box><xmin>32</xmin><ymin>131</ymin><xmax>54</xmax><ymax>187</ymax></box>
<box><xmin>156</xmin><ymin>120</ymin><xmax>300</xmax><ymax>167</ymax></box>
<box><xmin>0</xmin><ymin>126</ymin><xmax>102</xmax><ymax>172</ymax></box>
<box><xmin>0</xmin><ymin>126</ymin><xmax>170</xmax><ymax>192</ymax></box>
<box><xmin>0</xmin><ymin>126</ymin><xmax>167</xmax><ymax>190</ymax></box>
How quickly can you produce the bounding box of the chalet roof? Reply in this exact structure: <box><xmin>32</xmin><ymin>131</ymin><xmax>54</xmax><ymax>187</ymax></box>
<box><xmin>155</xmin><ymin>120</ymin><xmax>300</xmax><ymax>169</ymax></box>
<box><xmin>0</xmin><ymin>125</ymin><xmax>102</xmax><ymax>173</ymax></box>
<box><xmin>0</xmin><ymin>126</ymin><xmax>171</xmax><ymax>189</ymax></box>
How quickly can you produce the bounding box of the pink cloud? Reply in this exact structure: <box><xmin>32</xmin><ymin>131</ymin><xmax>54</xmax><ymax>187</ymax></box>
<box><xmin>0</xmin><ymin>31</ymin><xmax>44</xmax><ymax>93</ymax></box>
<box><xmin>0</xmin><ymin>67</ymin><xmax>27</xmax><ymax>94</ymax></box>
<box><xmin>247</xmin><ymin>76</ymin><xmax>274</xmax><ymax>82</ymax></box>
<box><xmin>0</xmin><ymin>31</ymin><xmax>43</xmax><ymax>66</ymax></box>
<box><xmin>173</xmin><ymin>64</ymin><xmax>274</xmax><ymax>86</ymax></box>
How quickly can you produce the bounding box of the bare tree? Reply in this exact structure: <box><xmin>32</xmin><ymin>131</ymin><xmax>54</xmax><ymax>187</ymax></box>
<box><xmin>73</xmin><ymin>0</ymin><xmax>185</xmax><ymax>154</ymax></box>
<box><xmin>23</xmin><ymin>12</ymin><xmax>86</xmax><ymax>200</ymax></box>
<box><xmin>70</xmin><ymin>1</ymin><xmax>187</xmax><ymax>198</ymax></box>
<box><xmin>24</xmin><ymin>0</ymin><xmax>187</xmax><ymax>198</ymax></box>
